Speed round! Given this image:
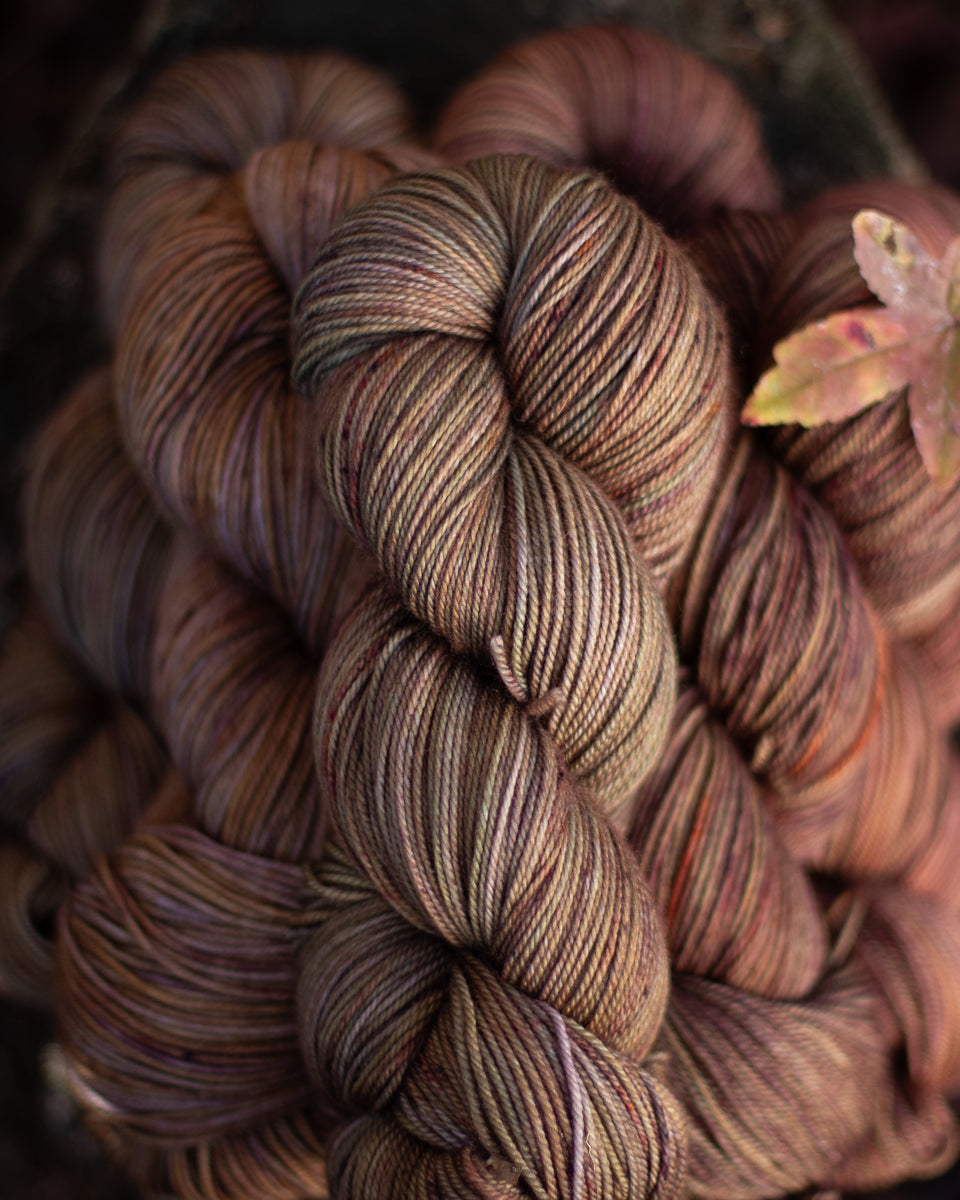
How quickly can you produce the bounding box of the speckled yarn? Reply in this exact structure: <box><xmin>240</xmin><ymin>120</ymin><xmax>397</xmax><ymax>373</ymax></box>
<box><xmin>3</xmin><ymin>21</ymin><xmax>960</xmax><ymax>1200</ymax></box>
<box><xmin>289</xmin><ymin>135</ymin><xmax>960</xmax><ymax>1195</ymax></box>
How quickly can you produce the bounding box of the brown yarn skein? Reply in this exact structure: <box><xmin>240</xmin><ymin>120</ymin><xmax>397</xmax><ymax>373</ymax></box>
<box><xmin>292</xmin><ymin>154</ymin><xmax>744</xmax><ymax>1197</ymax></box>
<box><xmin>103</xmin><ymin>47</ymin><xmax>434</xmax><ymax>653</ymax></box>
<box><xmin>0</xmin><ymin>599</ymin><xmax>177</xmax><ymax>1006</ymax></box>
<box><xmin>45</xmin><ymin>523</ymin><xmax>365</xmax><ymax>1190</ymax></box>
<box><xmin>673</xmin><ymin>174</ymin><xmax>960</xmax><ymax>1187</ymax></box>
<box><xmin>434</xmin><ymin>24</ymin><xmax>780</xmax><ymax>231</ymax></box>
<box><xmin>676</xmin><ymin>188</ymin><xmax>960</xmax><ymax>902</ymax></box>
<box><xmin>20</xmin><ymin>352</ymin><xmax>365</xmax><ymax>1185</ymax></box>
<box><xmin>294</xmin><ymin>154</ymin><xmax>734</xmax><ymax>593</ymax></box>
<box><xmin>151</xmin><ymin>537</ymin><xmax>368</xmax><ymax>860</ymax></box>
<box><xmin>301</xmin><ymin>591</ymin><xmax>684</xmax><ymax>1198</ymax></box>
<box><xmin>56</xmin><ymin>824</ymin><xmax>329</xmax><ymax>1200</ymax></box>
<box><xmin>22</xmin><ymin>368</ymin><xmax>172</xmax><ymax>702</ymax></box>
<box><xmin>671</xmin><ymin>188</ymin><xmax>960</xmax><ymax>903</ymax></box>
<box><xmin>100</xmin><ymin>48</ymin><xmax>419</xmax><ymax>335</ymax></box>
<box><xmin>292</xmin><ymin>156</ymin><xmax>724</xmax><ymax>800</ymax></box>
<box><xmin>292</xmin><ymin>149</ymin><xmax>960</xmax><ymax>1196</ymax></box>
<box><xmin>112</xmin><ymin>153</ymin><xmax>409</xmax><ymax>652</ymax></box>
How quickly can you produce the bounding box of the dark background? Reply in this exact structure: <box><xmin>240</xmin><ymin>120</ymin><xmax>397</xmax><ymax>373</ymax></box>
<box><xmin>1</xmin><ymin>1</ymin><xmax>959</xmax><ymax>1197</ymax></box>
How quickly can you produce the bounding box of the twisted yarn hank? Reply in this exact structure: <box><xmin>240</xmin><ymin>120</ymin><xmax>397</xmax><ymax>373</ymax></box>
<box><xmin>9</xmin><ymin>44</ymin><xmax>413</xmax><ymax>1199</ymax></box>
<box><xmin>57</xmin><ymin>824</ymin><xmax>330</xmax><ymax>1200</ymax></box>
<box><xmin>289</xmin><ymin>152</ymin><xmax>729</xmax><ymax>1190</ymax></box>
<box><xmin>3</xmin><ymin>19</ymin><xmax>960</xmax><ymax>1200</ymax></box>
<box><xmin>14</xmin><ymin>358</ymin><xmax>361</xmax><ymax>1193</ymax></box>
<box><xmin>291</xmin><ymin>152</ymin><xmax>736</xmax><ymax>1196</ymax></box>
<box><xmin>291</xmin><ymin>137</ymin><xmax>960</xmax><ymax>1200</ymax></box>
<box><xmin>108</xmin><ymin>48</ymin><xmax>427</xmax><ymax>652</ymax></box>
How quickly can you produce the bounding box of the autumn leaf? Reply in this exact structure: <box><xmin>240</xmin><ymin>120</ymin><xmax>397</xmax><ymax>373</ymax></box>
<box><xmin>743</xmin><ymin>209</ymin><xmax>960</xmax><ymax>488</ymax></box>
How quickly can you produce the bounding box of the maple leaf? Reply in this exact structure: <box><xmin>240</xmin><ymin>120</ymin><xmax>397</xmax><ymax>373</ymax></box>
<box><xmin>742</xmin><ymin>210</ymin><xmax>960</xmax><ymax>488</ymax></box>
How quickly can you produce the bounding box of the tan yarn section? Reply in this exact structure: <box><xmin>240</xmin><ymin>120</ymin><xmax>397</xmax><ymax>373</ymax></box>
<box><xmin>653</xmin><ymin>965</ymin><xmax>893</xmax><ymax>1199</ymax></box>
<box><xmin>92</xmin><ymin>1113</ymin><xmax>328</xmax><ymax>1200</ymax></box>
<box><xmin>289</xmin><ymin>154</ymin><xmax>747</xmax><ymax>1196</ymax></box>
<box><xmin>0</xmin><ymin>599</ymin><xmax>174</xmax><ymax>1001</ymax></box>
<box><xmin>27</xmin><ymin>701</ymin><xmax>168</xmax><ymax>879</ymax></box>
<box><xmin>627</xmin><ymin>675</ymin><xmax>828</xmax><ymax>997</ymax></box>
<box><xmin>53</xmin><ymin>820</ymin><xmax>333</xmax><ymax>1196</ymax></box>
<box><xmin>102</xmin><ymin>45</ymin><xmax>432</xmax><ymax>652</ymax></box>
<box><xmin>302</xmin><ymin>847</ymin><xmax>682</xmax><ymax>1199</ymax></box>
<box><xmin>112</xmin><ymin>160</ymin><xmax>412</xmax><ymax>653</ymax></box>
<box><xmin>312</xmin><ymin>588</ymin><xmax>670</xmax><ymax>1054</ymax></box>
<box><xmin>151</xmin><ymin>537</ymin><xmax>369</xmax><ymax>861</ymax></box>
<box><xmin>295</xmin><ymin>153</ymin><xmax>733</xmax><ymax>590</ymax></box>
<box><xmin>298</xmin><ymin>303</ymin><xmax>678</xmax><ymax>812</ymax></box>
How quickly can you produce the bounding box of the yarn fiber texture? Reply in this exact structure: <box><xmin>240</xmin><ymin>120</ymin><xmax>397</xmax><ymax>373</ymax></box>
<box><xmin>2</xmin><ymin>19</ymin><xmax>960</xmax><ymax>1200</ymax></box>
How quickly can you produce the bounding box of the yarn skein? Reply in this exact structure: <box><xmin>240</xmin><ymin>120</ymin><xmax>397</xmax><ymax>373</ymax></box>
<box><xmin>107</xmin><ymin>49</ymin><xmax>431</xmax><ymax>654</ymax></box>
<box><xmin>293</xmin><ymin>140</ymin><xmax>960</xmax><ymax>1194</ymax></box>
<box><xmin>17</xmin><ymin>46</ymin><xmax>407</xmax><ymax>1194</ymax></box>
<box><xmin>0</xmin><ymin>599</ymin><xmax>180</xmax><ymax>1003</ymax></box>
<box><xmin>3</xmin><ymin>21</ymin><xmax>960</xmax><ymax>1200</ymax></box>
<box><xmin>434</xmin><ymin>24</ymin><xmax>781</xmax><ymax>230</ymax></box>
<box><xmin>291</xmin><ymin>152</ymin><xmax>743</xmax><ymax>1197</ymax></box>
<box><xmin>15</xmin><ymin>365</ymin><xmax>365</xmax><ymax>1191</ymax></box>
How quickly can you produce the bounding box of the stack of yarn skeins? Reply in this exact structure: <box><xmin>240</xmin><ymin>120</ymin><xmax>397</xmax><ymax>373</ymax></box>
<box><xmin>3</xmin><ymin>22</ymin><xmax>960</xmax><ymax>1200</ymax></box>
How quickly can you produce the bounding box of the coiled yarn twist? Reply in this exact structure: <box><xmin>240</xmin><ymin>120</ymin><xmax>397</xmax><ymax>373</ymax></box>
<box><xmin>3</xmin><ymin>20</ymin><xmax>960</xmax><ymax>1200</ymax></box>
